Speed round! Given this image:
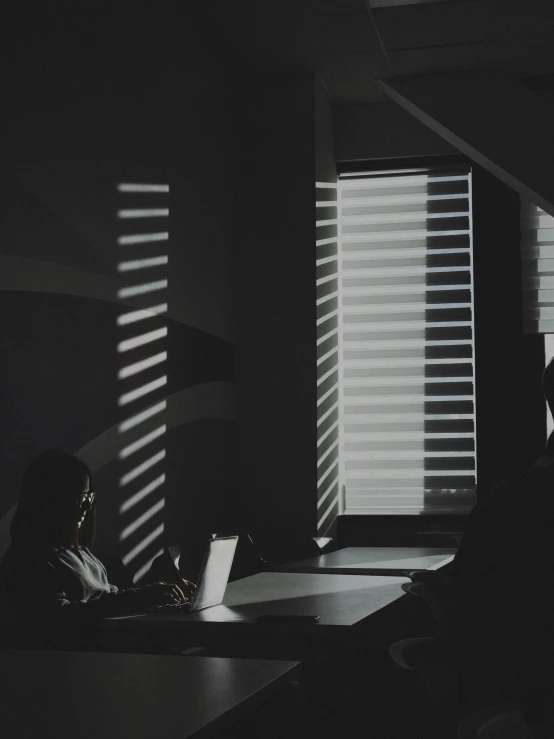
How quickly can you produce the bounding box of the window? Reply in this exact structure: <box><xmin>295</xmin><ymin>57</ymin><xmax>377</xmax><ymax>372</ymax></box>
<box><xmin>337</xmin><ymin>165</ymin><xmax>477</xmax><ymax>515</ymax></box>
<box><xmin>521</xmin><ymin>199</ymin><xmax>554</xmax><ymax>438</ymax></box>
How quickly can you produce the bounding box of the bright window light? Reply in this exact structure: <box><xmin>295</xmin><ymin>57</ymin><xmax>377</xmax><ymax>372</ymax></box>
<box><xmin>117</xmin><ymin>305</ymin><xmax>168</xmax><ymax>327</ymax></box>
<box><xmin>121</xmin><ymin>523</ymin><xmax>164</xmax><ymax>564</ymax></box>
<box><xmin>117</xmin><ymin>376</ymin><xmax>167</xmax><ymax>406</ymax></box>
<box><xmin>118</xmin><ymin>232</ymin><xmax>169</xmax><ymax>245</ymax></box>
<box><xmin>120</xmin><ymin>474</ymin><xmax>166</xmax><ymax>513</ymax></box>
<box><xmin>117</xmin><ymin>183</ymin><xmax>170</xmax><ymax>192</ymax></box>
<box><xmin>118</xmin><ymin>352</ymin><xmax>167</xmax><ymax>380</ymax></box>
<box><xmin>117</xmin><ymin>327</ymin><xmax>167</xmax><ymax>353</ymax></box>
<box><xmin>117</xmin><ymin>280</ymin><xmax>168</xmax><ymax>299</ymax></box>
<box><xmin>119</xmin><ymin>499</ymin><xmax>165</xmax><ymax>541</ymax></box>
<box><xmin>119</xmin><ymin>450</ymin><xmax>166</xmax><ymax>487</ymax></box>
<box><xmin>117</xmin><ymin>181</ymin><xmax>169</xmax><ymax>584</ymax></box>
<box><xmin>117</xmin><ymin>256</ymin><xmax>168</xmax><ymax>272</ymax></box>
<box><xmin>327</xmin><ymin>165</ymin><xmax>476</xmax><ymax>516</ymax></box>
<box><xmin>118</xmin><ymin>401</ymin><xmax>167</xmax><ymax>433</ymax></box>
<box><xmin>117</xmin><ymin>208</ymin><xmax>169</xmax><ymax>219</ymax></box>
<box><xmin>118</xmin><ymin>425</ymin><xmax>167</xmax><ymax>460</ymax></box>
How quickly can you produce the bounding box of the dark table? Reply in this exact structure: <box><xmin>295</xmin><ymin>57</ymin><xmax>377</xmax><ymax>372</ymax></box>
<box><xmin>0</xmin><ymin>648</ymin><xmax>301</xmax><ymax>739</ymax></box>
<box><xmin>274</xmin><ymin>546</ymin><xmax>456</xmax><ymax>576</ymax></box>
<box><xmin>101</xmin><ymin>571</ymin><xmax>410</xmax><ymax>659</ymax></box>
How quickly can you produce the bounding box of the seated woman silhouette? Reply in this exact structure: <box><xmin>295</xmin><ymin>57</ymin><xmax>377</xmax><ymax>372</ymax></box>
<box><xmin>0</xmin><ymin>450</ymin><xmax>195</xmax><ymax>649</ymax></box>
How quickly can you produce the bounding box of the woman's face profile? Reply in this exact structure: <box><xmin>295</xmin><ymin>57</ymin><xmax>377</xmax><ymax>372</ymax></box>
<box><xmin>76</xmin><ymin>476</ymin><xmax>93</xmax><ymax>529</ymax></box>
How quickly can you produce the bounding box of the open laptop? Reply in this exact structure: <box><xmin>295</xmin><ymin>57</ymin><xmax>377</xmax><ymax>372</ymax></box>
<box><xmin>146</xmin><ymin>535</ymin><xmax>239</xmax><ymax>614</ymax></box>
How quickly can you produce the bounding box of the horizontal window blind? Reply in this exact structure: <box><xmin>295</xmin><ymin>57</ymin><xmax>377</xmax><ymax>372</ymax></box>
<box><xmin>339</xmin><ymin>166</ymin><xmax>476</xmax><ymax>514</ymax></box>
<box><xmin>520</xmin><ymin>198</ymin><xmax>554</xmax><ymax>333</ymax></box>
<box><xmin>316</xmin><ymin>181</ymin><xmax>340</xmax><ymax>534</ymax></box>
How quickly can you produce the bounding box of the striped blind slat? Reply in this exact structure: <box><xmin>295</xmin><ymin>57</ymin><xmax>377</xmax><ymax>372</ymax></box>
<box><xmin>316</xmin><ymin>181</ymin><xmax>340</xmax><ymax>533</ymax></box>
<box><xmin>521</xmin><ymin>199</ymin><xmax>554</xmax><ymax>333</ymax></box>
<box><xmin>339</xmin><ymin>167</ymin><xmax>476</xmax><ymax>515</ymax></box>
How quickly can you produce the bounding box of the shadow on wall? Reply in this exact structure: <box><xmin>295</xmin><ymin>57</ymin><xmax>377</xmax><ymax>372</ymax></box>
<box><xmin>0</xmin><ymin>10</ymin><xmax>240</xmax><ymax>577</ymax></box>
<box><xmin>0</xmin><ymin>382</ymin><xmax>236</xmax><ymax>564</ymax></box>
<box><xmin>0</xmin><ymin>162</ymin><xmax>235</xmax><ymax>568</ymax></box>
<box><xmin>93</xmin><ymin>419</ymin><xmax>237</xmax><ymax>585</ymax></box>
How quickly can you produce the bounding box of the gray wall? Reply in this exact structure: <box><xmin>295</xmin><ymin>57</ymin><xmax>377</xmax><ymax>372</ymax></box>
<box><xmin>1</xmin><ymin>10</ymin><xmax>340</xmax><ymax>572</ymax></box>
<box><xmin>0</xmin><ymin>13</ymin><xmax>236</xmax><ymax>580</ymax></box>
<box><xmin>233</xmin><ymin>68</ymin><xmax>320</xmax><ymax>557</ymax></box>
<box><xmin>334</xmin><ymin>102</ymin><xmax>457</xmax><ymax>162</ymax></box>
<box><xmin>316</xmin><ymin>78</ymin><xmax>337</xmax><ymax>183</ymax></box>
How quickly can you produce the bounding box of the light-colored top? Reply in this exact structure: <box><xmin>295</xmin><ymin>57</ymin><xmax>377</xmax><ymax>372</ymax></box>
<box><xmin>0</xmin><ymin>649</ymin><xmax>300</xmax><ymax>739</ymax></box>
<box><xmin>0</xmin><ymin>543</ymin><xmax>138</xmax><ymax>648</ymax></box>
<box><xmin>274</xmin><ymin>547</ymin><xmax>456</xmax><ymax>576</ymax></box>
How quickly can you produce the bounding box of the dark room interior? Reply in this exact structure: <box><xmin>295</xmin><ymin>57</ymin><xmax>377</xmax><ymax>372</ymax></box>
<box><xmin>1</xmin><ymin>2</ymin><xmax>554</xmax><ymax>738</ymax></box>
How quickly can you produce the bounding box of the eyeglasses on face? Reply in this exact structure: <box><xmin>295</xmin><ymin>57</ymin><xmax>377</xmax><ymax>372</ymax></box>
<box><xmin>77</xmin><ymin>491</ymin><xmax>95</xmax><ymax>508</ymax></box>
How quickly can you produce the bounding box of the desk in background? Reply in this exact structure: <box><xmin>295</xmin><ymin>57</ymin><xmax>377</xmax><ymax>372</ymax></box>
<box><xmin>0</xmin><ymin>649</ymin><xmax>300</xmax><ymax>739</ymax></box>
<box><xmin>274</xmin><ymin>546</ymin><xmax>456</xmax><ymax>577</ymax></box>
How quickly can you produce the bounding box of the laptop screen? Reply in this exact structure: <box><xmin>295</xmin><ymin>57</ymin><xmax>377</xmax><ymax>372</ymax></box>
<box><xmin>192</xmin><ymin>536</ymin><xmax>238</xmax><ymax>611</ymax></box>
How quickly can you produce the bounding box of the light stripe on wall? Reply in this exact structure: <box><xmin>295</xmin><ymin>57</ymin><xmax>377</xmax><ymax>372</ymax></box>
<box><xmin>116</xmin><ymin>182</ymin><xmax>170</xmax><ymax>583</ymax></box>
<box><xmin>316</xmin><ymin>180</ymin><xmax>340</xmax><ymax>535</ymax></box>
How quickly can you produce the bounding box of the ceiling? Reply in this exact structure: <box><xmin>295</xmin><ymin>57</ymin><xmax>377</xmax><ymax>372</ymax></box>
<box><xmin>4</xmin><ymin>0</ymin><xmax>554</xmax><ymax>107</ymax></box>
<box><xmin>196</xmin><ymin>0</ymin><xmax>554</xmax><ymax>104</ymax></box>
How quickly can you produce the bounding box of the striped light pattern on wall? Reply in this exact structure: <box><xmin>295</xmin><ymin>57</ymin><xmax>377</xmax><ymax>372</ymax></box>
<box><xmin>116</xmin><ymin>182</ymin><xmax>169</xmax><ymax>583</ymax></box>
<box><xmin>339</xmin><ymin>166</ymin><xmax>477</xmax><ymax>514</ymax></box>
<box><xmin>520</xmin><ymin>199</ymin><xmax>554</xmax><ymax>334</ymax></box>
<box><xmin>316</xmin><ymin>181</ymin><xmax>341</xmax><ymax>534</ymax></box>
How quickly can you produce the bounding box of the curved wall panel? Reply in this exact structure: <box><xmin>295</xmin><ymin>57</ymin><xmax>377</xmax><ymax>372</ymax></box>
<box><xmin>0</xmin><ymin>49</ymin><xmax>236</xmax><ymax>572</ymax></box>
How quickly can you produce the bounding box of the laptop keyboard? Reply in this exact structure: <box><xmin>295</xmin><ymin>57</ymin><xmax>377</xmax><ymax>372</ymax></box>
<box><xmin>152</xmin><ymin>599</ymin><xmax>191</xmax><ymax>613</ymax></box>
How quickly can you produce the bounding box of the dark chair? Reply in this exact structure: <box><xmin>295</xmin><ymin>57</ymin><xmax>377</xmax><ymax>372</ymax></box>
<box><xmin>402</xmin><ymin>567</ymin><xmax>454</xmax><ymax>622</ymax></box>
<box><xmin>401</xmin><ymin>581</ymin><xmax>443</xmax><ymax>623</ymax></box>
<box><xmin>392</xmin><ymin>584</ymin><xmax>554</xmax><ymax>739</ymax></box>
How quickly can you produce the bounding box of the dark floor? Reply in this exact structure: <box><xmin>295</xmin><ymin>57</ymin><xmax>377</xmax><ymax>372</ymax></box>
<box><xmin>218</xmin><ymin>650</ymin><xmax>456</xmax><ymax>739</ymax></box>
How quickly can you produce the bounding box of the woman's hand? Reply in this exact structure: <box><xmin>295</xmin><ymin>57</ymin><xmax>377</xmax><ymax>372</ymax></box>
<box><xmin>131</xmin><ymin>581</ymin><xmax>187</xmax><ymax>607</ymax></box>
<box><xmin>171</xmin><ymin>578</ymin><xmax>196</xmax><ymax>598</ymax></box>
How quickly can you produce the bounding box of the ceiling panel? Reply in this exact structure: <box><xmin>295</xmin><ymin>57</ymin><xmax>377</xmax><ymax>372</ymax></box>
<box><xmin>374</xmin><ymin>1</ymin><xmax>495</xmax><ymax>49</ymax></box>
<box><xmin>8</xmin><ymin>0</ymin><xmax>554</xmax><ymax>107</ymax></box>
<box><xmin>388</xmin><ymin>42</ymin><xmax>490</xmax><ymax>76</ymax></box>
<box><xmin>481</xmin><ymin>8</ymin><xmax>554</xmax><ymax>42</ymax></box>
<box><xmin>370</xmin><ymin>0</ymin><xmax>456</xmax><ymax>6</ymax></box>
<box><xmin>387</xmin><ymin>34</ymin><xmax>554</xmax><ymax>78</ymax></box>
<box><xmin>188</xmin><ymin>0</ymin><xmax>554</xmax><ymax>104</ymax></box>
<box><xmin>191</xmin><ymin>5</ymin><xmax>382</xmax><ymax>68</ymax></box>
<box><xmin>318</xmin><ymin>50</ymin><xmax>390</xmax><ymax>79</ymax></box>
<box><xmin>477</xmin><ymin>36</ymin><xmax>554</xmax><ymax>77</ymax></box>
<box><xmin>302</xmin><ymin>0</ymin><xmax>366</xmax><ymax>13</ymax></box>
<box><xmin>376</xmin><ymin>0</ymin><xmax>554</xmax><ymax>50</ymax></box>
<box><xmin>303</xmin><ymin>12</ymin><xmax>382</xmax><ymax>55</ymax></box>
<box><xmin>320</xmin><ymin>70</ymin><xmax>387</xmax><ymax>104</ymax></box>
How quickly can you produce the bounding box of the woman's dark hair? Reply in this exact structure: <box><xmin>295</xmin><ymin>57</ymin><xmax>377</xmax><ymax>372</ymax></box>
<box><xmin>10</xmin><ymin>450</ymin><xmax>96</xmax><ymax>548</ymax></box>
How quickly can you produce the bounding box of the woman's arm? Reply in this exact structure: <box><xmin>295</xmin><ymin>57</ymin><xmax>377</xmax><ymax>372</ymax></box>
<box><xmin>3</xmin><ymin>557</ymin><xmax>186</xmax><ymax>623</ymax></box>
